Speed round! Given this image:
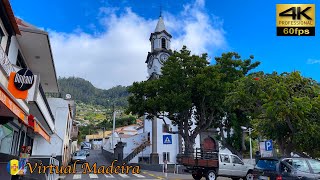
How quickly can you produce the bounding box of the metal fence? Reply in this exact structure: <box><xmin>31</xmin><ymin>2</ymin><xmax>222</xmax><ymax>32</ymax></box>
<box><xmin>29</xmin><ymin>156</ymin><xmax>60</xmax><ymax>180</ymax></box>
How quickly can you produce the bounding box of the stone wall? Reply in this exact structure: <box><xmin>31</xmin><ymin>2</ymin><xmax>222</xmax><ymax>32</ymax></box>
<box><xmin>102</xmin><ymin>149</ymin><xmax>115</xmax><ymax>162</ymax></box>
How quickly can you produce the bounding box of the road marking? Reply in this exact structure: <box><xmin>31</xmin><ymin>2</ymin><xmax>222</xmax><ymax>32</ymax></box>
<box><xmin>118</xmin><ymin>173</ymin><xmax>130</xmax><ymax>178</ymax></box>
<box><xmin>89</xmin><ymin>174</ymin><xmax>98</xmax><ymax>178</ymax></box>
<box><xmin>104</xmin><ymin>174</ymin><xmax>115</xmax><ymax>178</ymax></box>
<box><xmin>132</xmin><ymin>173</ymin><xmax>145</xmax><ymax>178</ymax></box>
<box><xmin>73</xmin><ymin>174</ymin><xmax>81</xmax><ymax>179</ymax></box>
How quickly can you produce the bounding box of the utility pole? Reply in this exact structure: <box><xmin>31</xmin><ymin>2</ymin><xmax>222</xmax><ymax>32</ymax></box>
<box><xmin>111</xmin><ymin>104</ymin><xmax>116</xmax><ymax>150</ymax></box>
<box><xmin>241</xmin><ymin>126</ymin><xmax>253</xmax><ymax>162</ymax></box>
<box><xmin>103</xmin><ymin>127</ymin><xmax>105</xmax><ymax>145</ymax></box>
<box><xmin>249</xmin><ymin>128</ymin><xmax>253</xmax><ymax>161</ymax></box>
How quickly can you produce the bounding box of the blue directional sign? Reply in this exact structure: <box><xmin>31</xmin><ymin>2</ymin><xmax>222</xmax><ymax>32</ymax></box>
<box><xmin>163</xmin><ymin>135</ymin><xmax>172</xmax><ymax>144</ymax></box>
<box><xmin>265</xmin><ymin>140</ymin><xmax>273</xmax><ymax>151</ymax></box>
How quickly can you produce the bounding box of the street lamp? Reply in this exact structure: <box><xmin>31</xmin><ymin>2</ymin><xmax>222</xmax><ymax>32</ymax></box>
<box><xmin>241</xmin><ymin>126</ymin><xmax>253</xmax><ymax>161</ymax></box>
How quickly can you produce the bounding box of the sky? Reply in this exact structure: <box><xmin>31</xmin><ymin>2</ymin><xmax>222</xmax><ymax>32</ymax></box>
<box><xmin>10</xmin><ymin>0</ymin><xmax>320</xmax><ymax>89</ymax></box>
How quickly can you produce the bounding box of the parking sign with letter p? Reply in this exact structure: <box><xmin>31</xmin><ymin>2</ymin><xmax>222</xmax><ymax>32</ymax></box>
<box><xmin>265</xmin><ymin>140</ymin><xmax>273</xmax><ymax>151</ymax></box>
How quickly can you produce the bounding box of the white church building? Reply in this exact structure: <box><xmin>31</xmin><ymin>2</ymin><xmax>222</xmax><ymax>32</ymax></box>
<box><xmin>103</xmin><ymin>15</ymin><xmax>230</xmax><ymax>166</ymax></box>
<box><xmin>142</xmin><ymin>15</ymin><xmax>201</xmax><ymax>165</ymax></box>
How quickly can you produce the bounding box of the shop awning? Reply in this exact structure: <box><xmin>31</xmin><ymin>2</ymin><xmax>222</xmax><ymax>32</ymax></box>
<box><xmin>34</xmin><ymin>121</ymin><xmax>50</xmax><ymax>143</ymax></box>
<box><xmin>0</xmin><ymin>87</ymin><xmax>28</xmax><ymax>125</ymax></box>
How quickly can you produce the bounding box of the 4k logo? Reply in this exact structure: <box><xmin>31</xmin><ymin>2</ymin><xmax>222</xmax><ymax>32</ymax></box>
<box><xmin>276</xmin><ymin>4</ymin><xmax>315</xmax><ymax>36</ymax></box>
<box><xmin>279</xmin><ymin>7</ymin><xmax>312</xmax><ymax>20</ymax></box>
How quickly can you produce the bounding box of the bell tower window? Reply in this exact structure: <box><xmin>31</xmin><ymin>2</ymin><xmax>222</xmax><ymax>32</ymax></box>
<box><xmin>161</xmin><ymin>38</ymin><xmax>166</xmax><ymax>49</ymax></box>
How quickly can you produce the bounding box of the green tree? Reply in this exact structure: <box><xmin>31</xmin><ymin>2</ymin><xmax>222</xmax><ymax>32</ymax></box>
<box><xmin>214</xmin><ymin>53</ymin><xmax>260</xmax><ymax>153</ymax></box>
<box><xmin>127</xmin><ymin>46</ymin><xmax>259</xmax><ymax>154</ymax></box>
<box><xmin>228</xmin><ymin>71</ymin><xmax>320</xmax><ymax>157</ymax></box>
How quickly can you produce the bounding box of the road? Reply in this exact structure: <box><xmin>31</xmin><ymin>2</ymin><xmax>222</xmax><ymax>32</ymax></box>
<box><xmin>62</xmin><ymin>150</ymin><xmax>230</xmax><ymax>180</ymax></box>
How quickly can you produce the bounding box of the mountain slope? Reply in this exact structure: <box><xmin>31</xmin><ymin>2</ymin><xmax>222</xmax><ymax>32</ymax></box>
<box><xmin>58</xmin><ymin>77</ymin><xmax>129</xmax><ymax>108</ymax></box>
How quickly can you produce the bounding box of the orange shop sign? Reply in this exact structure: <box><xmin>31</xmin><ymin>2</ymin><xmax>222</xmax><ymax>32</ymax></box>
<box><xmin>8</xmin><ymin>70</ymin><xmax>34</xmax><ymax>100</ymax></box>
<box><xmin>34</xmin><ymin>122</ymin><xmax>50</xmax><ymax>143</ymax></box>
<box><xmin>0</xmin><ymin>87</ymin><xmax>27</xmax><ymax>124</ymax></box>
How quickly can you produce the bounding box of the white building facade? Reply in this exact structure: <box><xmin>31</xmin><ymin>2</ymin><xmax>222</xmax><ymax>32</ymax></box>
<box><xmin>32</xmin><ymin>97</ymin><xmax>76</xmax><ymax>166</ymax></box>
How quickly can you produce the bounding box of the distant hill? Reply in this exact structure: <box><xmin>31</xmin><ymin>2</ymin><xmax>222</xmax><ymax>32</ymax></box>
<box><xmin>58</xmin><ymin>77</ymin><xmax>129</xmax><ymax>109</ymax></box>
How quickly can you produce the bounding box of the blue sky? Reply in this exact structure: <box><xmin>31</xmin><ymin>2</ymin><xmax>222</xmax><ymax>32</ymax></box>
<box><xmin>10</xmin><ymin>0</ymin><xmax>320</xmax><ymax>88</ymax></box>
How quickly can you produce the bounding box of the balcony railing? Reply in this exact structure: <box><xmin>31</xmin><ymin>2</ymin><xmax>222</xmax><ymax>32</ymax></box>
<box><xmin>0</xmin><ymin>45</ymin><xmax>14</xmax><ymax>77</ymax></box>
<box><xmin>45</xmin><ymin>92</ymin><xmax>63</xmax><ymax>98</ymax></box>
<box><xmin>39</xmin><ymin>84</ymin><xmax>55</xmax><ymax>123</ymax></box>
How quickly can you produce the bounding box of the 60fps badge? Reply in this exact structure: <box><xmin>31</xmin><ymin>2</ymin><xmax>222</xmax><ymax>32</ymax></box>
<box><xmin>276</xmin><ymin>4</ymin><xmax>315</xmax><ymax>36</ymax></box>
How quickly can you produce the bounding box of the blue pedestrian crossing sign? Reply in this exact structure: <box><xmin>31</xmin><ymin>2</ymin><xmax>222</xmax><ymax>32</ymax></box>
<box><xmin>163</xmin><ymin>135</ymin><xmax>172</xmax><ymax>144</ymax></box>
<box><xmin>265</xmin><ymin>140</ymin><xmax>273</xmax><ymax>151</ymax></box>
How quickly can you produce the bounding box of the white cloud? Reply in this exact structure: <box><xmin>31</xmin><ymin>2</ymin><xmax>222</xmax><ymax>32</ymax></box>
<box><xmin>307</xmin><ymin>59</ymin><xmax>320</xmax><ymax>64</ymax></box>
<box><xmin>49</xmin><ymin>0</ymin><xmax>227</xmax><ymax>89</ymax></box>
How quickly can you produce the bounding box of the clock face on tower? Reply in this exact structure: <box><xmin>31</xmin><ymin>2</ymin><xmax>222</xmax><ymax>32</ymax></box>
<box><xmin>159</xmin><ymin>54</ymin><xmax>169</xmax><ymax>65</ymax></box>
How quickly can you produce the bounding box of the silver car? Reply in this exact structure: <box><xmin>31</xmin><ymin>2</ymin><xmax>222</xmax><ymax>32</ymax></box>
<box><xmin>219</xmin><ymin>153</ymin><xmax>255</xmax><ymax>180</ymax></box>
<box><xmin>72</xmin><ymin>151</ymin><xmax>87</xmax><ymax>164</ymax></box>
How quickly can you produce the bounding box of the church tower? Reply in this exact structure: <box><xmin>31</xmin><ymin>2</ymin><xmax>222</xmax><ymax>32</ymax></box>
<box><xmin>144</xmin><ymin>14</ymin><xmax>173</xmax><ymax>164</ymax></box>
<box><xmin>146</xmin><ymin>14</ymin><xmax>172</xmax><ymax>79</ymax></box>
<box><xmin>143</xmin><ymin>14</ymin><xmax>199</xmax><ymax>166</ymax></box>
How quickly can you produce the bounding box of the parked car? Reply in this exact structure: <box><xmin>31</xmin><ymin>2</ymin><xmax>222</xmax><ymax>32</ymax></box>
<box><xmin>252</xmin><ymin>157</ymin><xmax>320</xmax><ymax>180</ymax></box>
<box><xmin>179</xmin><ymin>149</ymin><xmax>254</xmax><ymax>180</ymax></box>
<box><xmin>71</xmin><ymin>151</ymin><xmax>87</xmax><ymax>163</ymax></box>
<box><xmin>81</xmin><ymin>142</ymin><xmax>91</xmax><ymax>149</ymax></box>
<box><xmin>219</xmin><ymin>153</ymin><xmax>255</xmax><ymax>180</ymax></box>
<box><xmin>80</xmin><ymin>149</ymin><xmax>90</xmax><ymax>156</ymax></box>
<box><xmin>82</xmin><ymin>146</ymin><xmax>90</xmax><ymax>150</ymax></box>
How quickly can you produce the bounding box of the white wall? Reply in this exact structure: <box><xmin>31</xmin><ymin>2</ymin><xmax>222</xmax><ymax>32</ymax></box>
<box><xmin>144</xmin><ymin>115</ymin><xmax>201</xmax><ymax>164</ymax></box>
<box><xmin>32</xmin><ymin>134</ymin><xmax>63</xmax><ymax>156</ymax></box>
<box><xmin>103</xmin><ymin>132</ymin><xmax>150</xmax><ymax>163</ymax></box>
<box><xmin>47</xmin><ymin>98</ymin><xmax>69</xmax><ymax>141</ymax></box>
<box><xmin>144</xmin><ymin>116</ymin><xmax>179</xmax><ymax>164</ymax></box>
<box><xmin>32</xmin><ymin>98</ymin><xmax>70</xmax><ymax>157</ymax></box>
<box><xmin>103</xmin><ymin>132</ymin><xmax>120</xmax><ymax>152</ymax></box>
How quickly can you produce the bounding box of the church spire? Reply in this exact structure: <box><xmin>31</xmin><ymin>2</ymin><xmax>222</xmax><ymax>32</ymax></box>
<box><xmin>155</xmin><ymin>15</ymin><xmax>166</xmax><ymax>32</ymax></box>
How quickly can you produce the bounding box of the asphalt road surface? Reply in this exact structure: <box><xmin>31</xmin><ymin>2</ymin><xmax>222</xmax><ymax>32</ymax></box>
<box><xmin>62</xmin><ymin>150</ymin><xmax>230</xmax><ymax>180</ymax></box>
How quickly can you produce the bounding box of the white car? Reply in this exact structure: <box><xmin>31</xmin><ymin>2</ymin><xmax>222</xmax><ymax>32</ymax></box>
<box><xmin>218</xmin><ymin>153</ymin><xmax>254</xmax><ymax>180</ymax></box>
<box><xmin>71</xmin><ymin>151</ymin><xmax>87</xmax><ymax>164</ymax></box>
